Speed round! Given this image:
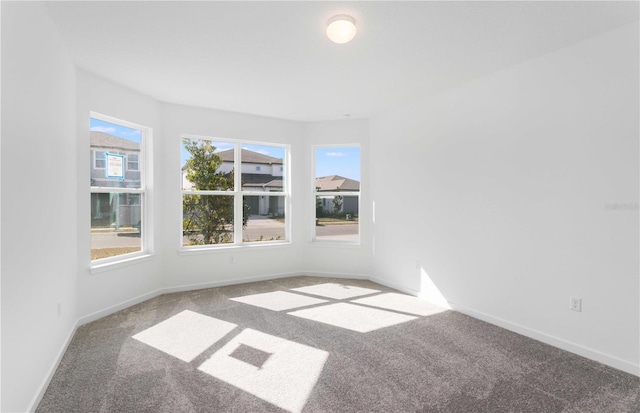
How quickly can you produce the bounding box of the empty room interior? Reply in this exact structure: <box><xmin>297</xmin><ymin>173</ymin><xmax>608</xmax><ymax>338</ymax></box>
<box><xmin>1</xmin><ymin>1</ymin><xmax>639</xmax><ymax>412</ymax></box>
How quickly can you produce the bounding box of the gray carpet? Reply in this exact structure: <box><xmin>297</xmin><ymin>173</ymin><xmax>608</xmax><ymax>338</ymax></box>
<box><xmin>37</xmin><ymin>276</ymin><xmax>640</xmax><ymax>413</ymax></box>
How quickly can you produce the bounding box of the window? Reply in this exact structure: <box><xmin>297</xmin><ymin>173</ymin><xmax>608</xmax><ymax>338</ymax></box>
<box><xmin>313</xmin><ymin>145</ymin><xmax>360</xmax><ymax>243</ymax></box>
<box><xmin>94</xmin><ymin>151</ymin><xmax>106</xmax><ymax>169</ymax></box>
<box><xmin>127</xmin><ymin>153</ymin><xmax>139</xmax><ymax>171</ymax></box>
<box><xmin>181</xmin><ymin>137</ymin><xmax>289</xmax><ymax>248</ymax></box>
<box><xmin>90</xmin><ymin>113</ymin><xmax>150</xmax><ymax>263</ymax></box>
<box><xmin>255</xmin><ymin>166</ymin><xmax>261</xmax><ymax>171</ymax></box>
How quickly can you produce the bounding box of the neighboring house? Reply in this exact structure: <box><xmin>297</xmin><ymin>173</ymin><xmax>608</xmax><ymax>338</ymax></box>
<box><xmin>182</xmin><ymin>148</ymin><xmax>285</xmax><ymax>216</ymax></box>
<box><xmin>90</xmin><ymin>131</ymin><xmax>141</xmax><ymax>228</ymax></box>
<box><xmin>315</xmin><ymin>175</ymin><xmax>360</xmax><ymax>214</ymax></box>
<box><xmin>181</xmin><ymin>149</ymin><xmax>361</xmax><ymax>217</ymax></box>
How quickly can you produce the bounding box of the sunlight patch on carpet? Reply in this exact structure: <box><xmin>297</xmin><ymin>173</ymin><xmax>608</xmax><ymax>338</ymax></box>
<box><xmin>132</xmin><ymin>310</ymin><xmax>236</xmax><ymax>362</ymax></box>
<box><xmin>351</xmin><ymin>292</ymin><xmax>448</xmax><ymax>316</ymax></box>
<box><xmin>290</xmin><ymin>283</ymin><xmax>380</xmax><ymax>299</ymax></box>
<box><xmin>231</xmin><ymin>290</ymin><xmax>328</xmax><ymax>311</ymax></box>
<box><xmin>288</xmin><ymin>302</ymin><xmax>416</xmax><ymax>333</ymax></box>
<box><xmin>198</xmin><ymin>328</ymin><xmax>328</xmax><ymax>413</ymax></box>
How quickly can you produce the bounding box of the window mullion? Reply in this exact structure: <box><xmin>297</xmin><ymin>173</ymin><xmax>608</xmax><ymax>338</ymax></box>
<box><xmin>232</xmin><ymin>190</ymin><xmax>240</xmax><ymax>244</ymax></box>
<box><xmin>91</xmin><ymin>187</ymin><xmax>145</xmax><ymax>194</ymax></box>
<box><xmin>234</xmin><ymin>143</ymin><xmax>243</xmax><ymax>244</ymax></box>
<box><xmin>182</xmin><ymin>190</ymin><xmax>232</xmax><ymax>196</ymax></box>
<box><xmin>243</xmin><ymin>191</ymin><xmax>286</xmax><ymax>196</ymax></box>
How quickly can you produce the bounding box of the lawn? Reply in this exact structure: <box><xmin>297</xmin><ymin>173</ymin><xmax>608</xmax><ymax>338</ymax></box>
<box><xmin>316</xmin><ymin>217</ymin><xmax>358</xmax><ymax>225</ymax></box>
<box><xmin>91</xmin><ymin>247</ymin><xmax>140</xmax><ymax>260</ymax></box>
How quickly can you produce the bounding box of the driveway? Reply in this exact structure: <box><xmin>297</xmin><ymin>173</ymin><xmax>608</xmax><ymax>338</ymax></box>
<box><xmin>92</xmin><ymin>215</ymin><xmax>359</xmax><ymax>248</ymax></box>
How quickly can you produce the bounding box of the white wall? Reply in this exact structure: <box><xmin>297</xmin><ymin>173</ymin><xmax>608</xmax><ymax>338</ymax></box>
<box><xmin>76</xmin><ymin>75</ymin><xmax>373</xmax><ymax>310</ymax></box>
<box><xmin>370</xmin><ymin>22</ymin><xmax>639</xmax><ymax>375</ymax></box>
<box><xmin>1</xmin><ymin>3</ymin><xmax>78</xmax><ymax>411</ymax></box>
<box><xmin>160</xmin><ymin>103</ymin><xmax>308</xmax><ymax>289</ymax></box>
<box><xmin>76</xmin><ymin>71</ymin><xmax>164</xmax><ymax>321</ymax></box>
<box><xmin>159</xmin><ymin>106</ymin><xmax>372</xmax><ymax>288</ymax></box>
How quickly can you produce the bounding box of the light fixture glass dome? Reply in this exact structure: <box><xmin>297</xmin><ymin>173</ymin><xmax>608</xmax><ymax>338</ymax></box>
<box><xmin>326</xmin><ymin>14</ymin><xmax>357</xmax><ymax>44</ymax></box>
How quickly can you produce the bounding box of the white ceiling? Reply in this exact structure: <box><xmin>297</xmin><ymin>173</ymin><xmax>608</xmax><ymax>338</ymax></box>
<box><xmin>45</xmin><ymin>1</ymin><xmax>638</xmax><ymax>122</ymax></box>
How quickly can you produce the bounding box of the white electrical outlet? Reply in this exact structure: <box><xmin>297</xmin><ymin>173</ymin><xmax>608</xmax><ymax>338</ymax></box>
<box><xmin>57</xmin><ymin>302</ymin><xmax>62</xmax><ymax>317</ymax></box>
<box><xmin>570</xmin><ymin>297</ymin><xmax>582</xmax><ymax>312</ymax></box>
<box><xmin>228</xmin><ymin>255</ymin><xmax>235</xmax><ymax>264</ymax></box>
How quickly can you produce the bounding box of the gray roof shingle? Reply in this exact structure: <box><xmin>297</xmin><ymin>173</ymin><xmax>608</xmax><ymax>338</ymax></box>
<box><xmin>90</xmin><ymin>131</ymin><xmax>140</xmax><ymax>151</ymax></box>
<box><xmin>315</xmin><ymin>175</ymin><xmax>360</xmax><ymax>191</ymax></box>
<box><xmin>217</xmin><ymin>148</ymin><xmax>283</xmax><ymax>165</ymax></box>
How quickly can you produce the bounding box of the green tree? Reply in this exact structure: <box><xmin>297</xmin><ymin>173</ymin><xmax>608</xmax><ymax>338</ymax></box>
<box><xmin>182</xmin><ymin>139</ymin><xmax>249</xmax><ymax>245</ymax></box>
<box><xmin>332</xmin><ymin>194</ymin><xmax>343</xmax><ymax>214</ymax></box>
<box><xmin>315</xmin><ymin>190</ymin><xmax>325</xmax><ymax>218</ymax></box>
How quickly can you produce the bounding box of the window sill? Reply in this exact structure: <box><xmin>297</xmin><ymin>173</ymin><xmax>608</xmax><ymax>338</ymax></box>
<box><xmin>90</xmin><ymin>253</ymin><xmax>155</xmax><ymax>274</ymax></box>
<box><xmin>309</xmin><ymin>241</ymin><xmax>361</xmax><ymax>248</ymax></box>
<box><xmin>179</xmin><ymin>241</ymin><xmax>292</xmax><ymax>256</ymax></box>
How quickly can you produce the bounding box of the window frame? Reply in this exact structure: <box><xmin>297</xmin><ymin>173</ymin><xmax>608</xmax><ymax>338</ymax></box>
<box><xmin>312</xmin><ymin>144</ymin><xmax>361</xmax><ymax>245</ymax></box>
<box><xmin>180</xmin><ymin>135</ymin><xmax>291</xmax><ymax>250</ymax></box>
<box><xmin>90</xmin><ymin>112</ymin><xmax>152</xmax><ymax>268</ymax></box>
<box><xmin>126</xmin><ymin>153</ymin><xmax>139</xmax><ymax>171</ymax></box>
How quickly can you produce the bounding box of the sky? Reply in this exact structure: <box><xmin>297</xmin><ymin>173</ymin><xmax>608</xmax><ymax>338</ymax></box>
<box><xmin>181</xmin><ymin>140</ymin><xmax>361</xmax><ymax>181</ymax></box>
<box><xmin>315</xmin><ymin>146</ymin><xmax>361</xmax><ymax>181</ymax></box>
<box><xmin>90</xmin><ymin>118</ymin><xmax>141</xmax><ymax>143</ymax></box>
<box><xmin>91</xmin><ymin>119</ymin><xmax>360</xmax><ymax>182</ymax></box>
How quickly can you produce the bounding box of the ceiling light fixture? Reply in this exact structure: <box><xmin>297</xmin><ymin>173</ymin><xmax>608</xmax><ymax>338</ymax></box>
<box><xmin>326</xmin><ymin>14</ymin><xmax>357</xmax><ymax>44</ymax></box>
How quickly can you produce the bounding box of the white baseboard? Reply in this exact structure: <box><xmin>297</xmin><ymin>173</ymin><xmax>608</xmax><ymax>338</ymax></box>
<box><xmin>79</xmin><ymin>271</ymin><xmax>367</xmax><ymax>327</ymax></box>
<box><xmin>78</xmin><ymin>288</ymin><xmax>164</xmax><ymax>326</ymax></box>
<box><xmin>371</xmin><ymin>276</ymin><xmax>639</xmax><ymax>377</ymax></box>
<box><xmin>300</xmin><ymin>271</ymin><xmax>369</xmax><ymax>280</ymax></box>
<box><xmin>30</xmin><ymin>272</ymin><xmax>639</xmax><ymax>413</ymax></box>
<box><xmin>449</xmin><ymin>302</ymin><xmax>640</xmax><ymax>377</ymax></box>
<box><xmin>368</xmin><ymin>276</ymin><xmax>419</xmax><ymax>295</ymax></box>
<box><xmin>161</xmin><ymin>271</ymin><xmax>302</xmax><ymax>294</ymax></box>
<box><xmin>29</xmin><ymin>273</ymin><xmax>298</xmax><ymax>411</ymax></box>
<box><xmin>27</xmin><ymin>321</ymin><xmax>79</xmax><ymax>412</ymax></box>
<box><xmin>162</xmin><ymin>271</ymin><xmax>370</xmax><ymax>294</ymax></box>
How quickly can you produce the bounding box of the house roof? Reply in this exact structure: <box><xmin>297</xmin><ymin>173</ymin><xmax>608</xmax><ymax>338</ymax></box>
<box><xmin>263</xmin><ymin>179</ymin><xmax>283</xmax><ymax>188</ymax></box>
<box><xmin>217</xmin><ymin>148</ymin><xmax>283</xmax><ymax>165</ymax></box>
<box><xmin>90</xmin><ymin>131</ymin><xmax>140</xmax><ymax>151</ymax></box>
<box><xmin>222</xmin><ymin>173</ymin><xmax>283</xmax><ymax>190</ymax></box>
<box><xmin>240</xmin><ymin>173</ymin><xmax>281</xmax><ymax>187</ymax></box>
<box><xmin>315</xmin><ymin>175</ymin><xmax>360</xmax><ymax>192</ymax></box>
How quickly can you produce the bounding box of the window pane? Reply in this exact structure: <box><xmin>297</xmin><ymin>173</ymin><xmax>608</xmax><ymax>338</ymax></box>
<box><xmin>243</xmin><ymin>195</ymin><xmax>286</xmax><ymax>242</ymax></box>
<box><xmin>241</xmin><ymin>144</ymin><xmax>285</xmax><ymax>192</ymax></box>
<box><xmin>90</xmin><ymin>118</ymin><xmax>141</xmax><ymax>189</ymax></box>
<box><xmin>127</xmin><ymin>153</ymin><xmax>139</xmax><ymax>171</ymax></box>
<box><xmin>183</xmin><ymin>195</ymin><xmax>234</xmax><ymax>246</ymax></box>
<box><xmin>91</xmin><ymin>192</ymin><xmax>142</xmax><ymax>259</ymax></box>
<box><xmin>94</xmin><ymin>151</ymin><xmax>106</xmax><ymax>169</ymax></box>
<box><xmin>314</xmin><ymin>146</ymin><xmax>360</xmax><ymax>242</ymax></box>
<box><xmin>315</xmin><ymin>195</ymin><xmax>359</xmax><ymax>242</ymax></box>
<box><xmin>314</xmin><ymin>146</ymin><xmax>360</xmax><ymax>193</ymax></box>
<box><xmin>181</xmin><ymin>139</ymin><xmax>235</xmax><ymax>190</ymax></box>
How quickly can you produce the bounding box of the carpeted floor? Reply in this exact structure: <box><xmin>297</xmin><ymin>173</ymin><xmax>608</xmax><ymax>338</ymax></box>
<box><xmin>37</xmin><ymin>276</ymin><xmax>639</xmax><ymax>413</ymax></box>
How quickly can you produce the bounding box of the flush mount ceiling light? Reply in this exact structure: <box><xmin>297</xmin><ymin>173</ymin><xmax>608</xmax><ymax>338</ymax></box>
<box><xmin>326</xmin><ymin>14</ymin><xmax>357</xmax><ymax>44</ymax></box>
